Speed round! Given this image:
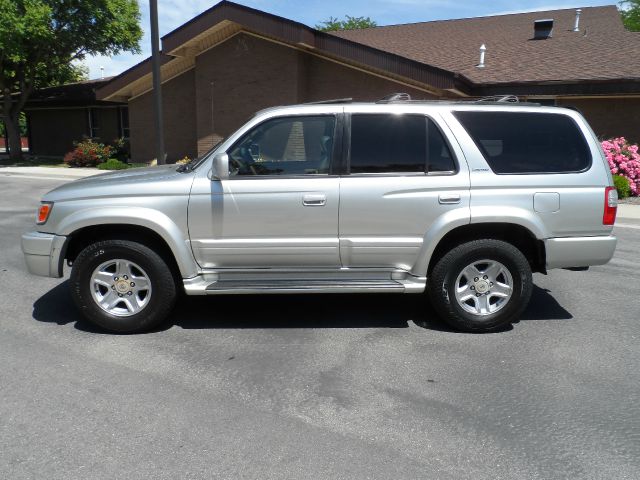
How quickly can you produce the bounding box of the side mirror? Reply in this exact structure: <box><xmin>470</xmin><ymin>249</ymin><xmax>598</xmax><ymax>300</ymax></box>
<box><xmin>210</xmin><ymin>153</ymin><xmax>229</xmax><ymax>180</ymax></box>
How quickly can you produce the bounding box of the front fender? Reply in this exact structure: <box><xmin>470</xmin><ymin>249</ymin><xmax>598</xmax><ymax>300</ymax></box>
<box><xmin>57</xmin><ymin>206</ymin><xmax>199</xmax><ymax>278</ymax></box>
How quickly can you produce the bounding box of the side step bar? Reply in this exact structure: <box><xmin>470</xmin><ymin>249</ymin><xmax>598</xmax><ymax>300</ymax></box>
<box><xmin>205</xmin><ymin>279</ymin><xmax>405</xmax><ymax>294</ymax></box>
<box><xmin>183</xmin><ymin>272</ymin><xmax>427</xmax><ymax>295</ymax></box>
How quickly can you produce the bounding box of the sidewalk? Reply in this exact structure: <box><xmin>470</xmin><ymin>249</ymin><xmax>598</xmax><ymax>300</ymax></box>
<box><xmin>618</xmin><ymin>203</ymin><xmax>640</xmax><ymax>221</ymax></box>
<box><xmin>0</xmin><ymin>166</ymin><xmax>102</xmax><ymax>179</ymax></box>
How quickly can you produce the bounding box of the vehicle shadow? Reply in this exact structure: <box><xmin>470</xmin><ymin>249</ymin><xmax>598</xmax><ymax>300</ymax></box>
<box><xmin>32</xmin><ymin>281</ymin><xmax>571</xmax><ymax>334</ymax></box>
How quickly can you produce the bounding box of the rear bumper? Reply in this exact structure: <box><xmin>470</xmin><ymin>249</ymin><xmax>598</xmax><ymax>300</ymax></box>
<box><xmin>21</xmin><ymin>231</ymin><xmax>67</xmax><ymax>278</ymax></box>
<box><xmin>545</xmin><ymin>235</ymin><xmax>617</xmax><ymax>269</ymax></box>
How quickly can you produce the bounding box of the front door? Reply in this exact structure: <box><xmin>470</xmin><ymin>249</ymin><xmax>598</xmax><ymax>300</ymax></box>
<box><xmin>189</xmin><ymin>114</ymin><xmax>341</xmax><ymax>269</ymax></box>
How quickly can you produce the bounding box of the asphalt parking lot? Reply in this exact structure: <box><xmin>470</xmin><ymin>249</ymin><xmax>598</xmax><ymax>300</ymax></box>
<box><xmin>1</xmin><ymin>173</ymin><xmax>639</xmax><ymax>480</ymax></box>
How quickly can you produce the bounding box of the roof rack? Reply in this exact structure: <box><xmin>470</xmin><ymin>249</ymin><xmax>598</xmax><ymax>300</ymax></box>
<box><xmin>376</xmin><ymin>92</ymin><xmax>412</xmax><ymax>103</ymax></box>
<box><xmin>474</xmin><ymin>95</ymin><xmax>520</xmax><ymax>103</ymax></box>
<box><xmin>304</xmin><ymin>98</ymin><xmax>353</xmax><ymax>105</ymax></box>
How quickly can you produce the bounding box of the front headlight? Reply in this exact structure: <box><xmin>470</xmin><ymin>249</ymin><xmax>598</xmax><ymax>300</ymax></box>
<box><xmin>36</xmin><ymin>202</ymin><xmax>54</xmax><ymax>225</ymax></box>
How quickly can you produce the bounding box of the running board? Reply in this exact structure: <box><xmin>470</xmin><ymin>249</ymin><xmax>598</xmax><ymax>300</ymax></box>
<box><xmin>206</xmin><ymin>279</ymin><xmax>404</xmax><ymax>294</ymax></box>
<box><xmin>183</xmin><ymin>276</ymin><xmax>426</xmax><ymax>295</ymax></box>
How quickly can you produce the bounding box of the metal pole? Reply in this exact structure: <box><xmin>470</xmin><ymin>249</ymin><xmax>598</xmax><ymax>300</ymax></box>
<box><xmin>149</xmin><ymin>0</ymin><xmax>165</xmax><ymax>164</ymax></box>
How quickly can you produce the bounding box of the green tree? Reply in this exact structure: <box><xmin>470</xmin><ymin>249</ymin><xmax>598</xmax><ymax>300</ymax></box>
<box><xmin>620</xmin><ymin>0</ymin><xmax>640</xmax><ymax>31</ymax></box>
<box><xmin>315</xmin><ymin>15</ymin><xmax>377</xmax><ymax>32</ymax></box>
<box><xmin>0</xmin><ymin>0</ymin><xmax>142</xmax><ymax>161</ymax></box>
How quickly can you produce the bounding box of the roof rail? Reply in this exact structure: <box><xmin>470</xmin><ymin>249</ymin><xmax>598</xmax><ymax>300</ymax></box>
<box><xmin>377</xmin><ymin>92</ymin><xmax>412</xmax><ymax>103</ymax></box>
<box><xmin>475</xmin><ymin>95</ymin><xmax>520</xmax><ymax>103</ymax></box>
<box><xmin>304</xmin><ymin>98</ymin><xmax>353</xmax><ymax>105</ymax></box>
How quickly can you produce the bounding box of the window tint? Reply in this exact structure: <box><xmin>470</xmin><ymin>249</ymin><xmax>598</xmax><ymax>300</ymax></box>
<box><xmin>454</xmin><ymin>111</ymin><xmax>591</xmax><ymax>174</ymax></box>
<box><xmin>349</xmin><ymin>114</ymin><xmax>455</xmax><ymax>174</ymax></box>
<box><xmin>229</xmin><ymin>116</ymin><xmax>335</xmax><ymax>176</ymax></box>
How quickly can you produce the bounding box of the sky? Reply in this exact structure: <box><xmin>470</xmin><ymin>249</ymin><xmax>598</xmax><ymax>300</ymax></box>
<box><xmin>82</xmin><ymin>0</ymin><xmax>617</xmax><ymax>80</ymax></box>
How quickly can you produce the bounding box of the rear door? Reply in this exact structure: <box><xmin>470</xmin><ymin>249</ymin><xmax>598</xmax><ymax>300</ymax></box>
<box><xmin>338</xmin><ymin>108</ymin><xmax>470</xmax><ymax>271</ymax></box>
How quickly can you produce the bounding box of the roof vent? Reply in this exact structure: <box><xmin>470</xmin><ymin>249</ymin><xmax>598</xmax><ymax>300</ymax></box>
<box><xmin>573</xmin><ymin>9</ymin><xmax>582</xmax><ymax>32</ymax></box>
<box><xmin>477</xmin><ymin>44</ymin><xmax>486</xmax><ymax>68</ymax></box>
<box><xmin>533</xmin><ymin>19</ymin><xmax>554</xmax><ymax>40</ymax></box>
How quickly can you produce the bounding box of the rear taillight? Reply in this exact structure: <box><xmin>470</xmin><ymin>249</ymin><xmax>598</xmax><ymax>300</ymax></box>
<box><xmin>603</xmin><ymin>187</ymin><xmax>617</xmax><ymax>225</ymax></box>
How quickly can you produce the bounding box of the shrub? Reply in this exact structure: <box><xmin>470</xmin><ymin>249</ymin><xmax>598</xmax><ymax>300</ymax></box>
<box><xmin>97</xmin><ymin>158</ymin><xmax>130</xmax><ymax>170</ymax></box>
<box><xmin>613</xmin><ymin>174</ymin><xmax>631</xmax><ymax>199</ymax></box>
<box><xmin>110</xmin><ymin>137</ymin><xmax>130</xmax><ymax>163</ymax></box>
<box><xmin>64</xmin><ymin>139</ymin><xmax>112</xmax><ymax>167</ymax></box>
<box><xmin>601</xmin><ymin>137</ymin><xmax>640</xmax><ymax>196</ymax></box>
<box><xmin>176</xmin><ymin>156</ymin><xmax>192</xmax><ymax>165</ymax></box>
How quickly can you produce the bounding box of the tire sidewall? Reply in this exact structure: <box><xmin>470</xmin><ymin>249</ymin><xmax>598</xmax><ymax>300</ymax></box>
<box><xmin>430</xmin><ymin>240</ymin><xmax>532</xmax><ymax>332</ymax></box>
<box><xmin>70</xmin><ymin>241</ymin><xmax>176</xmax><ymax>333</ymax></box>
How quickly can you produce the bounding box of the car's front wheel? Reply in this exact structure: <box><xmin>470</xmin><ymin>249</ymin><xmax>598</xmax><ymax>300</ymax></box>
<box><xmin>428</xmin><ymin>239</ymin><xmax>533</xmax><ymax>332</ymax></box>
<box><xmin>70</xmin><ymin>240</ymin><xmax>177</xmax><ymax>333</ymax></box>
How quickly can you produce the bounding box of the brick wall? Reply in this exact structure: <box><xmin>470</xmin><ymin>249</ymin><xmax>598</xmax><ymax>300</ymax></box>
<box><xmin>303</xmin><ymin>54</ymin><xmax>434</xmax><ymax>103</ymax></box>
<box><xmin>127</xmin><ymin>33</ymin><xmax>438</xmax><ymax>162</ymax></box>
<box><xmin>558</xmin><ymin>97</ymin><xmax>640</xmax><ymax>143</ymax></box>
<box><xmin>129</xmin><ymin>68</ymin><xmax>197</xmax><ymax>163</ymax></box>
<box><xmin>194</xmin><ymin>33</ymin><xmax>302</xmax><ymax>155</ymax></box>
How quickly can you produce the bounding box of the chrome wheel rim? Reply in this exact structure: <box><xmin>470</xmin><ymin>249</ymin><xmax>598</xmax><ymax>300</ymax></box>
<box><xmin>90</xmin><ymin>259</ymin><xmax>152</xmax><ymax>317</ymax></box>
<box><xmin>454</xmin><ymin>259</ymin><xmax>513</xmax><ymax>316</ymax></box>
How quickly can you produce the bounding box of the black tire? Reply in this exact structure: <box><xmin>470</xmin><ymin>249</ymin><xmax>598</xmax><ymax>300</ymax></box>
<box><xmin>70</xmin><ymin>240</ymin><xmax>177</xmax><ymax>333</ymax></box>
<box><xmin>427</xmin><ymin>239</ymin><xmax>532</xmax><ymax>332</ymax></box>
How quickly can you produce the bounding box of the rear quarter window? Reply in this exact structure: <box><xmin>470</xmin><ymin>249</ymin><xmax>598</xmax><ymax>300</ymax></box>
<box><xmin>454</xmin><ymin>111</ymin><xmax>592</xmax><ymax>174</ymax></box>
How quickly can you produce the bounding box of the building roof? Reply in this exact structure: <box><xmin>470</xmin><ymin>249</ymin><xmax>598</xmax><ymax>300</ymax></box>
<box><xmin>97</xmin><ymin>0</ymin><xmax>467</xmax><ymax>102</ymax></box>
<box><xmin>25</xmin><ymin>78</ymin><xmax>122</xmax><ymax>108</ymax></box>
<box><xmin>331</xmin><ymin>6</ymin><xmax>640</xmax><ymax>85</ymax></box>
<box><xmin>96</xmin><ymin>1</ymin><xmax>640</xmax><ymax>102</ymax></box>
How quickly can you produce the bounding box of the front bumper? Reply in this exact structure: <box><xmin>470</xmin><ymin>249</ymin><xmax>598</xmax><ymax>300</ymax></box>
<box><xmin>545</xmin><ymin>235</ymin><xmax>617</xmax><ymax>269</ymax></box>
<box><xmin>21</xmin><ymin>231</ymin><xmax>67</xmax><ymax>278</ymax></box>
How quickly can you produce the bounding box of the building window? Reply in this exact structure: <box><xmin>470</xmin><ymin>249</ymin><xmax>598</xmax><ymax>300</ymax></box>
<box><xmin>88</xmin><ymin>108</ymin><xmax>100</xmax><ymax>138</ymax></box>
<box><xmin>119</xmin><ymin>106</ymin><xmax>130</xmax><ymax>139</ymax></box>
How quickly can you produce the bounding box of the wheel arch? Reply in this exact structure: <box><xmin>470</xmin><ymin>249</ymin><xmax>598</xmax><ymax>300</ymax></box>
<box><xmin>59</xmin><ymin>208</ymin><xmax>199</xmax><ymax>278</ymax></box>
<box><xmin>423</xmin><ymin>222</ymin><xmax>546</xmax><ymax>276</ymax></box>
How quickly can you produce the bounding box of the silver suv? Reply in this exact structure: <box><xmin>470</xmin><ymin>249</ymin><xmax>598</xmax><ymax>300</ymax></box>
<box><xmin>22</xmin><ymin>96</ymin><xmax>618</xmax><ymax>333</ymax></box>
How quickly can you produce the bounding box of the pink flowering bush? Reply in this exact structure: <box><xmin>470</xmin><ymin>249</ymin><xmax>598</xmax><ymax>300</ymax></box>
<box><xmin>601</xmin><ymin>137</ymin><xmax>640</xmax><ymax>196</ymax></box>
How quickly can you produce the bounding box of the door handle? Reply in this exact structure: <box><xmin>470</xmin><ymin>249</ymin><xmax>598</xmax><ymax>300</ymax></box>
<box><xmin>438</xmin><ymin>193</ymin><xmax>461</xmax><ymax>205</ymax></box>
<box><xmin>303</xmin><ymin>194</ymin><xmax>326</xmax><ymax>206</ymax></box>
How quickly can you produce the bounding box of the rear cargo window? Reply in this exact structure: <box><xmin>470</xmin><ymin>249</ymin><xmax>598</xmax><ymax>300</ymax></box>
<box><xmin>454</xmin><ymin>111</ymin><xmax>591</xmax><ymax>174</ymax></box>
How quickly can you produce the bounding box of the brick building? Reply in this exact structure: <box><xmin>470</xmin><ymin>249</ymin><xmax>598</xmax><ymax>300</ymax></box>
<box><xmin>96</xmin><ymin>1</ymin><xmax>640</xmax><ymax>163</ymax></box>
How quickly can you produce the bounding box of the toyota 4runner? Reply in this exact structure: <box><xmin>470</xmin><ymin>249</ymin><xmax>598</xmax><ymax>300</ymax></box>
<box><xmin>22</xmin><ymin>96</ymin><xmax>618</xmax><ymax>333</ymax></box>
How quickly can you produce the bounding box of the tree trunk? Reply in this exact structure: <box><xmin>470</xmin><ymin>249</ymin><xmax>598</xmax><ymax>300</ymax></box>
<box><xmin>4</xmin><ymin>113</ymin><xmax>23</xmax><ymax>162</ymax></box>
<box><xmin>2</xmin><ymin>82</ymin><xmax>29</xmax><ymax>163</ymax></box>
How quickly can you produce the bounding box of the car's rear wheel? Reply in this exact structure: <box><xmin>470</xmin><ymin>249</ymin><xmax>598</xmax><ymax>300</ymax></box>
<box><xmin>70</xmin><ymin>240</ymin><xmax>177</xmax><ymax>333</ymax></box>
<box><xmin>428</xmin><ymin>239</ymin><xmax>532</xmax><ymax>332</ymax></box>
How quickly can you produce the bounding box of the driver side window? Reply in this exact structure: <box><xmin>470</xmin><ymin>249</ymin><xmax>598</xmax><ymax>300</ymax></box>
<box><xmin>228</xmin><ymin>115</ymin><xmax>336</xmax><ymax>176</ymax></box>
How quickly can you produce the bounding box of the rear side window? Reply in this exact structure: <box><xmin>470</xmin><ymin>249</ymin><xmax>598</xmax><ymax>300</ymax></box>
<box><xmin>454</xmin><ymin>111</ymin><xmax>591</xmax><ymax>174</ymax></box>
<box><xmin>349</xmin><ymin>114</ymin><xmax>455</xmax><ymax>174</ymax></box>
